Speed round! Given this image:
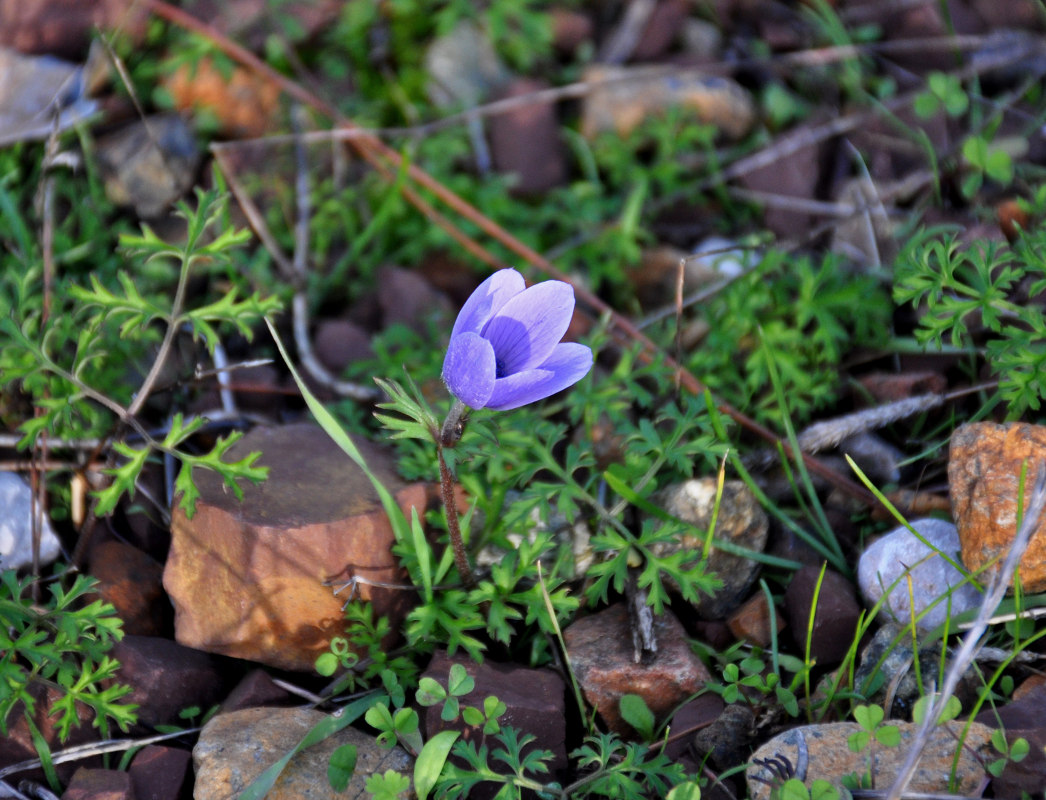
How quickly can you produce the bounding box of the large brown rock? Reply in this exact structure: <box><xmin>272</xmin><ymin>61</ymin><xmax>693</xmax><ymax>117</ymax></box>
<box><xmin>949</xmin><ymin>422</ymin><xmax>1046</xmax><ymax>592</ymax></box>
<box><xmin>564</xmin><ymin>603</ymin><xmax>712</xmax><ymax>736</ymax></box>
<box><xmin>164</xmin><ymin>423</ymin><xmax>424</xmax><ymax>671</ymax></box>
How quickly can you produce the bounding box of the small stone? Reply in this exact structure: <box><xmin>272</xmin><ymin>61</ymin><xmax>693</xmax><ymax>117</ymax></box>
<box><xmin>128</xmin><ymin>745</ymin><xmax>192</xmax><ymax>800</ymax></box>
<box><xmin>830</xmin><ymin>176</ymin><xmax>896</xmax><ymax>268</ymax></box>
<box><xmin>581</xmin><ymin>64</ymin><xmax>755</xmax><ymax>141</ymax></box>
<box><xmin>564</xmin><ymin>603</ymin><xmax>712</xmax><ymax>736</ymax></box>
<box><xmin>230</xmin><ymin>362</ymin><xmax>284</xmax><ymax>414</ymax></box>
<box><xmin>421</xmin><ymin>650</ymin><xmax>567</xmax><ymax>780</ymax></box>
<box><xmin>853</xmin><ymin>623</ymin><xmax>938</xmax><ymax>718</ymax></box>
<box><xmin>377</xmin><ymin>265</ymin><xmax>451</xmax><ymax>333</ymax></box>
<box><xmin>193</xmin><ymin>707</ymin><xmax>412</xmax><ymax>800</ymax></box>
<box><xmin>692</xmin><ymin>703</ymin><xmax>756</xmax><ymax>772</ymax></box>
<box><xmin>164</xmin><ymin>57</ymin><xmax>281</xmax><ymax>138</ymax></box>
<box><xmin>488</xmin><ymin>78</ymin><xmax>567</xmax><ymax>195</ymax></box>
<box><xmin>858</xmin><ymin>371</ymin><xmax>948</xmax><ymax>404</ymax></box>
<box><xmin>630</xmin><ymin>0</ymin><xmax>688</xmax><ymax>61</ymax></box>
<box><xmin>424</xmin><ymin>21</ymin><xmax>510</xmax><ymax>108</ymax></box>
<box><xmin>0</xmin><ymin>472</ymin><xmax>62</xmax><ymax>570</ymax></box>
<box><xmin>656</xmin><ymin>479</ymin><xmax>769</xmax><ymax>620</ymax></box>
<box><xmin>739</xmin><ymin>136</ymin><xmax>822</xmax><ymax>238</ymax></box>
<box><xmin>727</xmin><ymin>592</ymin><xmax>785</xmax><ymax>648</ymax></box>
<box><xmin>164</xmin><ymin>423</ymin><xmax>424</xmax><ymax>671</ymax></box>
<box><xmin>839</xmin><ymin>431</ymin><xmax>904</xmax><ymax>487</ymax></box>
<box><xmin>221</xmin><ymin>668</ymin><xmax>294</xmax><ymax>713</ymax></box>
<box><xmin>680</xmin><ymin>18</ymin><xmax>722</xmax><ymax>60</ymax></box>
<box><xmin>857</xmin><ymin>518</ymin><xmax>982</xmax><ymax>633</ymax></box>
<box><xmin>784</xmin><ymin>565</ymin><xmax>861</xmax><ymax>667</ymax></box>
<box><xmin>549</xmin><ymin>8</ymin><xmax>593</xmax><ymax>54</ymax></box>
<box><xmin>313</xmin><ymin>319</ymin><xmax>374</xmax><ymax>374</ymax></box>
<box><xmin>86</xmin><ymin>539</ymin><xmax>168</xmax><ymax>637</ymax></box>
<box><xmin>975</xmin><ymin>680</ymin><xmax>1046</xmax><ymax>798</ymax></box>
<box><xmin>662</xmin><ymin>694</ymin><xmax>724</xmax><ymax>760</ymax></box>
<box><xmin>61</xmin><ymin>767</ymin><xmax>134</xmax><ymax>800</ymax></box>
<box><xmin>95</xmin><ymin>114</ymin><xmax>200</xmax><ymax>218</ymax></box>
<box><xmin>0</xmin><ymin>0</ymin><xmax>146</xmax><ymax>58</ymax></box>
<box><xmin>112</xmin><ymin>635</ymin><xmax>225</xmax><ymax>732</ymax></box>
<box><xmin>746</xmin><ymin>720</ymin><xmax>993</xmax><ymax>800</ymax></box>
<box><xmin>949</xmin><ymin>422</ymin><xmax>1046</xmax><ymax>592</ymax></box>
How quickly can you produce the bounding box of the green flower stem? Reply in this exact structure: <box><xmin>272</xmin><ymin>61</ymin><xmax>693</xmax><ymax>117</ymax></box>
<box><xmin>438</xmin><ymin>400</ymin><xmax>474</xmax><ymax>587</ymax></box>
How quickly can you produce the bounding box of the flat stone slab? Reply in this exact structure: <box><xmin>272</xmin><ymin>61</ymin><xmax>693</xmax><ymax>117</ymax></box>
<box><xmin>194</xmin><ymin>706</ymin><xmax>412</xmax><ymax>800</ymax></box>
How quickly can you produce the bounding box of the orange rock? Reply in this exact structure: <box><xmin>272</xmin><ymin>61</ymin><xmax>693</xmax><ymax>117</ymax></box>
<box><xmin>164</xmin><ymin>58</ymin><xmax>280</xmax><ymax>138</ymax></box>
<box><xmin>949</xmin><ymin>422</ymin><xmax>1046</xmax><ymax>592</ymax></box>
<box><xmin>581</xmin><ymin>64</ymin><xmax>755</xmax><ymax>141</ymax></box>
<box><xmin>727</xmin><ymin>591</ymin><xmax>784</xmax><ymax>648</ymax></box>
<box><xmin>164</xmin><ymin>423</ymin><xmax>424</xmax><ymax>671</ymax></box>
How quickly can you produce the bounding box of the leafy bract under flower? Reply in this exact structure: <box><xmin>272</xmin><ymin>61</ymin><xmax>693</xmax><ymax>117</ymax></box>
<box><xmin>442</xmin><ymin>269</ymin><xmax>593</xmax><ymax>410</ymax></box>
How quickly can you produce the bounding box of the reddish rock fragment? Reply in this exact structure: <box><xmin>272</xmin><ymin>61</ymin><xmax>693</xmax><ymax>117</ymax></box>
<box><xmin>858</xmin><ymin>371</ymin><xmax>947</xmax><ymax>403</ymax></box>
<box><xmin>129</xmin><ymin>745</ymin><xmax>192</xmax><ymax>800</ymax></box>
<box><xmin>220</xmin><ymin>668</ymin><xmax>293</xmax><ymax>713</ymax></box>
<box><xmin>564</xmin><ymin>603</ymin><xmax>712</xmax><ymax>736</ymax></box>
<box><xmin>164</xmin><ymin>423</ymin><xmax>422</xmax><ymax>671</ymax></box>
<box><xmin>738</xmin><ymin>134</ymin><xmax>823</xmax><ymax>239</ymax></box>
<box><xmin>784</xmin><ymin>565</ymin><xmax>861</xmax><ymax>667</ymax></box>
<box><xmin>421</xmin><ymin>650</ymin><xmax>568</xmax><ymax>782</ymax></box>
<box><xmin>87</xmin><ymin>539</ymin><xmax>168</xmax><ymax>637</ymax></box>
<box><xmin>630</xmin><ymin>0</ymin><xmax>688</xmax><ymax>61</ymax></box>
<box><xmin>112</xmin><ymin>635</ymin><xmax>225</xmax><ymax>732</ymax></box>
<box><xmin>61</xmin><ymin>768</ymin><xmax>134</xmax><ymax>800</ymax></box>
<box><xmin>727</xmin><ymin>592</ymin><xmax>785</xmax><ymax>648</ymax></box>
<box><xmin>550</xmin><ymin>8</ymin><xmax>593</xmax><ymax>54</ymax></box>
<box><xmin>377</xmin><ymin>265</ymin><xmax>451</xmax><ymax>333</ymax></box>
<box><xmin>313</xmin><ymin>319</ymin><xmax>374</xmax><ymax>374</ymax></box>
<box><xmin>488</xmin><ymin>78</ymin><xmax>567</xmax><ymax>195</ymax></box>
<box><xmin>949</xmin><ymin>422</ymin><xmax>1046</xmax><ymax>592</ymax></box>
<box><xmin>0</xmin><ymin>0</ymin><xmax>146</xmax><ymax>57</ymax></box>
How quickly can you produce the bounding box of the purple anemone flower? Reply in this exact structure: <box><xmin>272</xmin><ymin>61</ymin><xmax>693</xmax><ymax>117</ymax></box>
<box><xmin>442</xmin><ymin>269</ymin><xmax>593</xmax><ymax>411</ymax></box>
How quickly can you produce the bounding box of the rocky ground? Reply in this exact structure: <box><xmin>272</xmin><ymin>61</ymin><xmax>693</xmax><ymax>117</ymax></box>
<box><xmin>4</xmin><ymin>1</ymin><xmax>1046</xmax><ymax>800</ymax></box>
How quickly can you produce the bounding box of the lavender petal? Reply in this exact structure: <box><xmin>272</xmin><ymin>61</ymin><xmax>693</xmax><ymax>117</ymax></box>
<box><xmin>450</xmin><ymin>268</ymin><xmax>526</xmax><ymax>339</ymax></box>
<box><xmin>485</xmin><ymin>342</ymin><xmax>593</xmax><ymax>410</ymax></box>
<box><xmin>442</xmin><ymin>332</ymin><xmax>497</xmax><ymax>408</ymax></box>
<box><xmin>483</xmin><ymin>280</ymin><xmax>575</xmax><ymax>375</ymax></box>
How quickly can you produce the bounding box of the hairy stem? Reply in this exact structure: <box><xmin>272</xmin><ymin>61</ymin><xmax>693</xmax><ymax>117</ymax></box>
<box><xmin>438</xmin><ymin>445</ymin><xmax>474</xmax><ymax>588</ymax></box>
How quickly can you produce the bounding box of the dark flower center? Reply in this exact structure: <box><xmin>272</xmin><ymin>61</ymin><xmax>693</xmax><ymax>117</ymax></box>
<box><xmin>495</xmin><ymin>358</ymin><xmax>507</xmax><ymax>379</ymax></box>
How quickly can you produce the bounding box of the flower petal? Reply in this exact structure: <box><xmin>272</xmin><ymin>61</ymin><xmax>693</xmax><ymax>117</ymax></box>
<box><xmin>442</xmin><ymin>332</ymin><xmax>497</xmax><ymax>409</ymax></box>
<box><xmin>451</xmin><ymin>269</ymin><xmax>526</xmax><ymax>339</ymax></box>
<box><xmin>483</xmin><ymin>280</ymin><xmax>575</xmax><ymax>375</ymax></box>
<box><xmin>485</xmin><ymin>342</ymin><xmax>593</xmax><ymax>410</ymax></box>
